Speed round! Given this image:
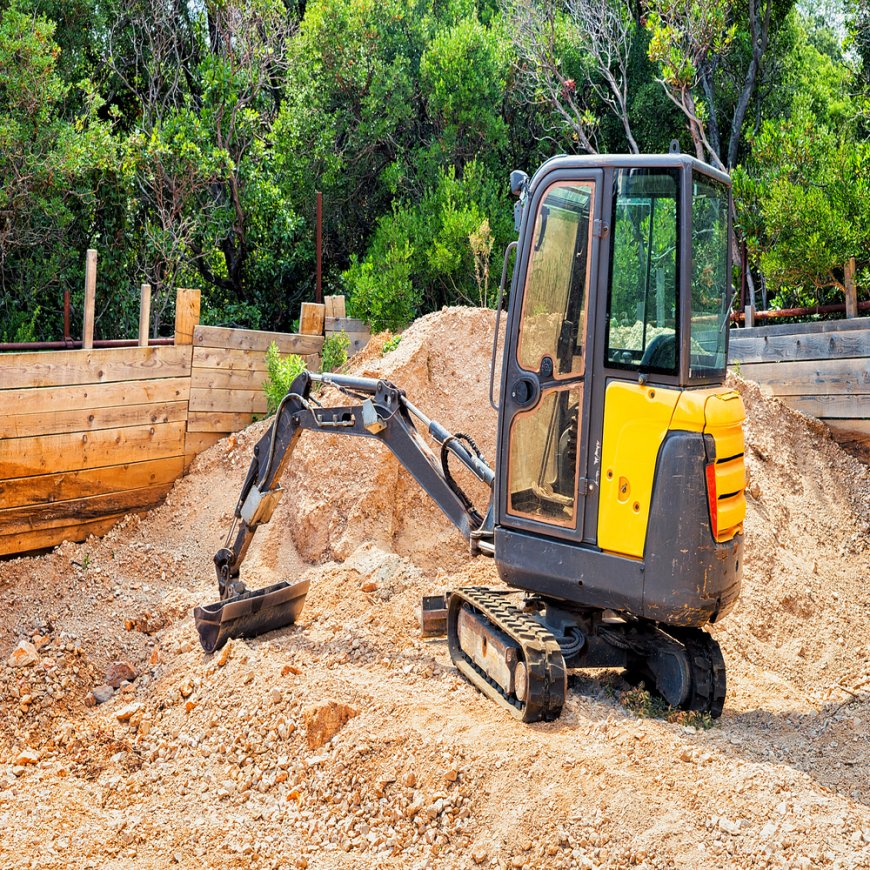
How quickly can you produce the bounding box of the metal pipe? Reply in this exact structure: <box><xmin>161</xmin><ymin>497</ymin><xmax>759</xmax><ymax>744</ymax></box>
<box><xmin>0</xmin><ymin>337</ymin><xmax>174</xmax><ymax>352</ymax></box>
<box><xmin>313</xmin><ymin>371</ymin><xmax>380</xmax><ymax>393</ymax></box>
<box><xmin>315</xmin><ymin>190</ymin><xmax>323</xmax><ymax>304</ymax></box>
<box><xmin>730</xmin><ymin>300</ymin><xmax>870</xmax><ymax>322</ymax></box>
<box><xmin>63</xmin><ymin>289</ymin><xmax>71</xmax><ymax>342</ymax></box>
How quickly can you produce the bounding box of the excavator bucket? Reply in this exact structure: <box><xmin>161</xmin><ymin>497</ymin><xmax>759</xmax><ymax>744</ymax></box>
<box><xmin>193</xmin><ymin>579</ymin><xmax>310</xmax><ymax>653</ymax></box>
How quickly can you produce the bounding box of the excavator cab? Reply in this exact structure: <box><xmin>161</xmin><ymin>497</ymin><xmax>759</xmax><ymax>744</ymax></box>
<box><xmin>194</xmin><ymin>154</ymin><xmax>746</xmax><ymax>724</ymax></box>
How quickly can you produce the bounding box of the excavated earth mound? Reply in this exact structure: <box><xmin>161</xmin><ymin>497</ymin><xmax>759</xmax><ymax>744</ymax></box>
<box><xmin>0</xmin><ymin>307</ymin><xmax>868</xmax><ymax>870</ymax></box>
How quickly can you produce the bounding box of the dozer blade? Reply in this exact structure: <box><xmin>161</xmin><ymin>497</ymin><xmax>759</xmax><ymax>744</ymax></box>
<box><xmin>193</xmin><ymin>579</ymin><xmax>310</xmax><ymax>653</ymax></box>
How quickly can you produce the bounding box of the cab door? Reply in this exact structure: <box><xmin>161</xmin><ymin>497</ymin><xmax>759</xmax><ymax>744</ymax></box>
<box><xmin>497</xmin><ymin>172</ymin><xmax>603</xmax><ymax>542</ymax></box>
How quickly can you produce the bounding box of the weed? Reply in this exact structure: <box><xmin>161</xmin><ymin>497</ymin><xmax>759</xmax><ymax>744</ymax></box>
<box><xmin>322</xmin><ymin>331</ymin><xmax>350</xmax><ymax>374</ymax></box>
<box><xmin>263</xmin><ymin>341</ymin><xmax>307</xmax><ymax>414</ymax></box>
<box><xmin>619</xmin><ymin>683</ymin><xmax>715</xmax><ymax>729</ymax></box>
<box><xmin>381</xmin><ymin>334</ymin><xmax>402</xmax><ymax>355</ymax></box>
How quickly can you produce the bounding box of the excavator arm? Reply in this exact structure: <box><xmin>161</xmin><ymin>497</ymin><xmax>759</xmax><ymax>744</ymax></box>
<box><xmin>195</xmin><ymin>369</ymin><xmax>494</xmax><ymax>652</ymax></box>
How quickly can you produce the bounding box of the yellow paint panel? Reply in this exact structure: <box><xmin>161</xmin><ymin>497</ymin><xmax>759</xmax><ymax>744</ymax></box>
<box><xmin>597</xmin><ymin>382</ymin><xmax>682</xmax><ymax>558</ymax></box>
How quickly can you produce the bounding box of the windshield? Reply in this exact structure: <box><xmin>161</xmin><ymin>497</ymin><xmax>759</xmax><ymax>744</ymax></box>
<box><xmin>690</xmin><ymin>174</ymin><xmax>730</xmax><ymax>379</ymax></box>
<box><xmin>605</xmin><ymin>168</ymin><xmax>679</xmax><ymax>375</ymax></box>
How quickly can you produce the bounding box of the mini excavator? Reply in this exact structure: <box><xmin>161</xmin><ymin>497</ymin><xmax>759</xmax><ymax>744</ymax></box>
<box><xmin>194</xmin><ymin>152</ymin><xmax>747</xmax><ymax>722</ymax></box>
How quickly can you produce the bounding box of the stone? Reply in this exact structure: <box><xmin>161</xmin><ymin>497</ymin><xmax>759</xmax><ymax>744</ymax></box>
<box><xmin>116</xmin><ymin>703</ymin><xmax>142</xmax><ymax>722</ymax></box>
<box><xmin>92</xmin><ymin>684</ymin><xmax>115</xmax><ymax>704</ymax></box>
<box><xmin>15</xmin><ymin>749</ymin><xmax>40</xmax><ymax>765</ymax></box>
<box><xmin>149</xmin><ymin>647</ymin><xmax>160</xmax><ymax>666</ymax></box>
<box><xmin>104</xmin><ymin>661</ymin><xmax>138</xmax><ymax>688</ymax></box>
<box><xmin>302</xmin><ymin>701</ymin><xmax>359</xmax><ymax>749</ymax></box>
<box><xmin>179</xmin><ymin>679</ymin><xmax>194</xmax><ymax>699</ymax></box>
<box><xmin>7</xmin><ymin>641</ymin><xmax>39</xmax><ymax>669</ymax></box>
<box><xmin>361</xmin><ymin>582</ymin><xmax>378</xmax><ymax>593</ymax></box>
<box><xmin>444</xmin><ymin>768</ymin><xmax>458</xmax><ymax>783</ymax></box>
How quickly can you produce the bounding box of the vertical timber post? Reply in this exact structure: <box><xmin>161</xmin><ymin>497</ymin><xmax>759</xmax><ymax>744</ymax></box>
<box><xmin>138</xmin><ymin>284</ymin><xmax>152</xmax><ymax>347</ymax></box>
<box><xmin>845</xmin><ymin>257</ymin><xmax>858</xmax><ymax>319</ymax></box>
<box><xmin>174</xmin><ymin>288</ymin><xmax>201</xmax><ymax>345</ymax></box>
<box><xmin>299</xmin><ymin>302</ymin><xmax>325</xmax><ymax>336</ymax></box>
<box><xmin>315</xmin><ymin>190</ymin><xmax>323</xmax><ymax>304</ymax></box>
<box><xmin>744</xmin><ymin>304</ymin><xmax>755</xmax><ymax>329</ymax></box>
<box><xmin>82</xmin><ymin>248</ymin><xmax>97</xmax><ymax>350</ymax></box>
<box><xmin>63</xmin><ymin>289</ymin><xmax>71</xmax><ymax>344</ymax></box>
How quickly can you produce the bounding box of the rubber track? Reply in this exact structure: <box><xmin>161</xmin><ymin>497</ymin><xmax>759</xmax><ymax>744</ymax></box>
<box><xmin>447</xmin><ymin>587</ymin><xmax>566</xmax><ymax>723</ymax></box>
<box><xmin>667</xmin><ymin>627</ymin><xmax>727</xmax><ymax>718</ymax></box>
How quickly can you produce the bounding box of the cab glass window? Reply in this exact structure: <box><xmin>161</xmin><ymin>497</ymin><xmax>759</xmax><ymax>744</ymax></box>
<box><xmin>516</xmin><ymin>182</ymin><xmax>593</xmax><ymax>378</ymax></box>
<box><xmin>605</xmin><ymin>169</ymin><xmax>679</xmax><ymax>374</ymax></box>
<box><xmin>690</xmin><ymin>174</ymin><xmax>730</xmax><ymax>379</ymax></box>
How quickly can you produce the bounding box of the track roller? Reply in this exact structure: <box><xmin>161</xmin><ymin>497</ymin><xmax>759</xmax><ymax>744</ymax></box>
<box><xmin>446</xmin><ymin>587</ymin><xmax>566</xmax><ymax>723</ymax></box>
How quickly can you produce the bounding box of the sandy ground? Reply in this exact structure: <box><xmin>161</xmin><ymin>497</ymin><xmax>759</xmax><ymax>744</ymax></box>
<box><xmin>1</xmin><ymin>307</ymin><xmax>869</xmax><ymax>869</ymax></box>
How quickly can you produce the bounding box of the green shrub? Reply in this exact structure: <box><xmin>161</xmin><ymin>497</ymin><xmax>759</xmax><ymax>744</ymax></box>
<box><xmin>381</xmin><ymin>334</ymin><xmax>402</xmax><ymax>355</ymax></box>
<box><xmin>321</xmin><ymin>331</ymin><xmax>350</xmax><ymax>374</ymax></box>
<box><xmin>263</xmin><ymin>341</ymin><xmax>307</xmax><ymax>414</ymax></box>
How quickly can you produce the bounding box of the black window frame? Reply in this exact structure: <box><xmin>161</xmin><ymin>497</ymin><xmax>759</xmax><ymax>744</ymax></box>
<box><xmin>603</xmin><ymin>167</ymin><xmax>682</xmax><ymax>378</ymax></box>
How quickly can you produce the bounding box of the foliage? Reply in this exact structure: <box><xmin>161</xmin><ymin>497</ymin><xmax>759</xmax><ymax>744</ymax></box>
<box><xmin>263</xmin><ymin>341</ymin><xmax>307</xmax><ymax>414</ymax></box>
<box><xmin>0</xmin><ymin>0</ymin><xmax>864</xmax><ymax>338</ymax></box>
<box><xmin>381</xmin><ymin>334</ymin><xmax>403</xmax><ymax>355</ymax></box>
<box><xmin>619</xmin><ymin>683</ymin><xmax>714</xmax><ymax>729</ymax></box>
<box><xmin>733</xmin><ymin>97</ymin><xmax>870</xmax><ymax>305</ymax></box>
<box><xmin>321</xmin><ymin>331</ymin><xmax>350</xmax><ymax>374</ymax></box>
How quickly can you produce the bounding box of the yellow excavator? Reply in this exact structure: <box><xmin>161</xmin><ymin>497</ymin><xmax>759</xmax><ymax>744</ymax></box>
<box><xmin>194</xmin><ymin>151</ymin><xmax>746</xmax><ymax>722</ymax></box>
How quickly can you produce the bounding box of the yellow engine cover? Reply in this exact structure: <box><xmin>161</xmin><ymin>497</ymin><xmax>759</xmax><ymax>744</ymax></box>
<box><xmin>597</xmin><ymin>382</ymin><xmax>746</xmax><ymax>558</ymax></box>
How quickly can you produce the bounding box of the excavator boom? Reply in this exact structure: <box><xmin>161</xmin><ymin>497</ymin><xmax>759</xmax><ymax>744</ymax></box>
<box><xmin>194</xmin><ymin>369</ymin><xmax>494</xmax><ymax>652</ymax></box>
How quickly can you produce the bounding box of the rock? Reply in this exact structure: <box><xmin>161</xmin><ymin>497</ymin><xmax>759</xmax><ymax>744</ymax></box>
<box><xmin>472</xmin><ymin>849</ymin><xmax>488</xmax><ymax>865</ymax></box>
<box><xmin>217</xmin><ymin>643</ymin><xmax>232</xmax><ymax>667</ymax></box>
<box><xmin>361</xmin><ymin>582</ymin><xmax>378</xmax><ymax>593</ymax></box>
<box><xmin>179</xmin><ymin>679</ymin><xmax>194</xmax><ymax>699</ymax></box>
<box><xmin>302</xmin><ymin>701</ymin><xmax>359</xmax><ymax>749</ymax></box>
<box><xmin>15</xmin><ymin>749</ymin><xmax>40</xmax><ymax>765</ymax></box>
<box><xmin>92</xmin><ymin>684</ymin><xmax>115</xmax><ymax>704</ymax></box>
<box><xmin>84</xmin><ymin>692</ymin><xmax>97</xmax><ymax>708</ymax></box>
<box><xmin>104</xmin><ymin>661</ymin><xmax>137</xmax><ymax>688</ymax></box>
<box><xmin>116</xmin><ymin>703</ymin><xmax>142</xmax><ymax>722</ymax></box>
<box><xmin>444</xmin><ymin>768</ymin><xmax>458</xmax><ymax>783</ymax></box>
<box><xmin>281</xmin><ymin>665</ymin><xmax>302</xmax><ymax>676</ymax></box>
<box><xmin>149</xmin><ymin>646</ymin><xmax>160</xmax><ymax>666</ymax></box>
<box><xmin>271</xmin><ymin>688</ymin><xmax>283</xmax><ymax>705</ymax></box>
<box><xmin>718</xmin><ymin>817</ymin><xmax>741</xmax><ymax>836</ymax></box>
<box><xmin>7</xmin><ymin>640</ymin><xmax>39</xmax><ymax>669</ymax></box>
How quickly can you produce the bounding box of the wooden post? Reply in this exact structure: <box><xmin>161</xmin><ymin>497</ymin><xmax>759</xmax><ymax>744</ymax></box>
<box><xmin>845</xmin><ymin>257</ymin><xmax>858</xmax><ymax>319</ymax></box>
<box><xmin>744</xmin><ymin>304</ymin><xmax>755</xmax><ymax>329</ymax></box>
<box><xmin>138</xmin><ymin>284</ymin><xmax>152</xmax><ymax>347</ymax></box>
<box><xmin>315</xmin><ymin>190</ymin><xmax>323</xmax><ymax>304</ymax></box>
<box><xmin>82</xmin><ymin>249</ymin><xmax>97</xmax><ymax>350</ymax></box>
<box><xmin>324</xmin><ymin>295</ymin><xmax>346</xmax><ymax>319</ymax></box>
<box><xmin>299</xmin><ymin>301</ymin><xmax>325</xmax><ymax>336</ymax></box>
<box><xmin>174</xmin><ymin>288</ymin><xmax>201</xmax><ymax>345</ymax></box>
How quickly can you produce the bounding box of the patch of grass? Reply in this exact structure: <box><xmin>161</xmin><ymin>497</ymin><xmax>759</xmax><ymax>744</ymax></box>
<box><xmin>381</xmin><ymin>334</ymin><xmax>402</xmax><ymax>355</ymax></box>
<box><xmin>619</xmin><ymin>683</ymin><xmax>715</xmax><ymax>729</ymax></box>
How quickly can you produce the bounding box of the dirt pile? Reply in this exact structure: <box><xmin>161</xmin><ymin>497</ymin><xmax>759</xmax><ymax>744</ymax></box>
<box><xmin>0</xmin><ymin>307</ymin><xmax>868</xmax><ymax>869</ymax></box>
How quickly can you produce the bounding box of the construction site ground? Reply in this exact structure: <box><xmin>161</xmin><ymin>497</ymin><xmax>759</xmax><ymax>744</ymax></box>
<box><xmin>1</xmin><ymin>307</ymin><xmax>869</xmax><ymax>869</ymax></box>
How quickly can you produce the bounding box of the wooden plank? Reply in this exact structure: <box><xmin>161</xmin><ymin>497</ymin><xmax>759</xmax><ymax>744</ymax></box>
<box><xmin>185</xmin><ymin>431</ymin><xmax>225</xmax><ymax>453</ymax></box>
<box><xmin>0</xmin><ymin>400</ymin><xmax>189</xmax><ymax>439</ymax></box>
<box><xmin>187</xmin><ymin>411</ymin><xmax>256</xmax><ymax>433</ymax></box>
<box><xmin>737</xmin><ymin>357</ymin><xmax>870</xmax><ymax>396</ymax></box>
<box><xmin>300</xmin><ymin>302</ymin><xmax>325</xmax><ymax>336</ymax></box>
<box><xmin>730</xmin><ymin>317</ymin><xmax>870</xmax><ymax>338</ymax></box>
<box><xmin>188</xmin><ymin>388</ymin><xmax>267</xmax><ymax>414</ymax></box>
<box><xmin>729</xmin><ymin>328</ymin><xmax>870</xmax><ymax>364</ymax></box>
<box><xmin>193</xmin><ymin>325</ymin><xmax>323</xmax><ymax>355</ymax></box>
<box><xmin>779</xmin><ymin>394</ymin><xmax>869</xmax><ymax>419</ymax></box>
<box><xmin>0</xmin><ymin>345</ymin><xmax>192</xmax><ymax>390</ymax></box>
<box><xmin>0</xmin><ymin>421</ymin><xmax>186</xmax><ymax>480</ymax></box>
<box><xmin>845</xmin><ymin>257</ymin><xmax>858</xmax><ymax>319</ymax></box>
<box><xmin>139</xmin><ymin>284</ymin><xmax>151</xmax><ymax>347</ymax></box>
<box><xmin>0</xmin><ymin>457</ymin><xmax>185</xmax><ymax>511</ymax></box>
<box><xmin>0</xmin><ymin>515</ymin><xmax>127</xmax><ymax>558</ymax></box>
<box><xmin>0</xmin><ymin>377</ymin><xmax>190</xmax><ymax>417</ymax></box>
<box><xmin>191</xmin><ymin>346</ymin><xmax>269</xmax><ymax>373</ymax></box>
<box><xmin>824</xmin><ymin>419</ymin><xmax>870</xmax><ymax>440</ymax></box>
<box><xmin>174</xmin><ymin>288</ymin><xmax>201</xmax><ymax>345</ymax></box>
<box><xmin>191</xmin><ymin>367</ymin><xmax>268</xmax><ymax>392</ymax></box>
<box><xmin>325</xmin><ymin>317</ymin><xmax>369</xmax><ymax>332</ymax></box>
<box><xmin>82</xmin><ymin>249</ymin><xmax>97</xmax><ymax>350</ymax></box>
<box><xmin>324</xmin><ymin>296</ymin><xmax>347</xmax><ymax>319</ymax></box>
<box><xmin>0</xmin><ymin>484</ymin><xmax>172</xmax><ymax>537</ymax></box>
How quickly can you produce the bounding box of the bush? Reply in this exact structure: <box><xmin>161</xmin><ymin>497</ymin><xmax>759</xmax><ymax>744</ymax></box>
<box><xmin>321</xmin><ymin>331</ymin><xmax>350</xmax><ymax>374</ymax></box>
<box><xmin>263</xmin><ymin>341</ymin><xmax>307</xmax><ymax>414</ymax></box>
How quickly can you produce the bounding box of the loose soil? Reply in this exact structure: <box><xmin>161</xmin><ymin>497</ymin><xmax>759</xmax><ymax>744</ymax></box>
<box><xmin>1</xmin><ymin>307</ymin><xmax>868</xmax><ymax>869</ymax></box>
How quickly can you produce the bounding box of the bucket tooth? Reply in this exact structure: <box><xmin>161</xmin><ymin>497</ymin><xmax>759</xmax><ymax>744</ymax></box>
<box><xmin>193</xmin><ymin>579</ymin><xmax>310</xmax><ymax>653</ymax></box>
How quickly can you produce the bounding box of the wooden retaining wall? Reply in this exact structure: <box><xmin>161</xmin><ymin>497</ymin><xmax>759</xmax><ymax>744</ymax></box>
<box><xmin>0</xmin><ymin>313</ymin><xmax>323</xmax><ymax>557</ymax></box>
<box><xmin>728</xmin><ymin>317</ymin><xmax>870</xmax><ymax>460</ymax></box>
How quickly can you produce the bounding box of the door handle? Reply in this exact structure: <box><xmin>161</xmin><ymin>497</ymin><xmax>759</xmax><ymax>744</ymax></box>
<box><xmin>511</xmin><ymin>377</ymin><xmax>539</xmax><ymax>407</ymax></box>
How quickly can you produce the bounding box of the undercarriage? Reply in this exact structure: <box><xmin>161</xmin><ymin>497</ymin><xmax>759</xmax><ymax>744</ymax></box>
<box><xmin>434</xmin><ymin>588</ymin><xmax>726</xmax><ymax>722</ymax></box>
